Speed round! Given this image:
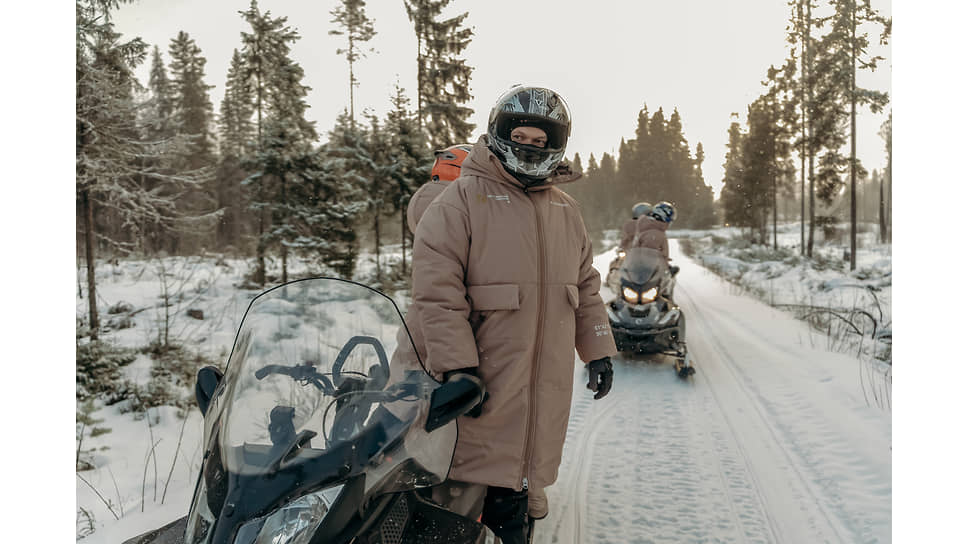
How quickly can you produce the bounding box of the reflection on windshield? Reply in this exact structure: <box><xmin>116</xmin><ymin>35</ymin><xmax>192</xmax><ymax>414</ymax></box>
<box><xmin>220</xmin><ymin>280</ymin><xmax>420</xmax><ymax>474</ymax></box>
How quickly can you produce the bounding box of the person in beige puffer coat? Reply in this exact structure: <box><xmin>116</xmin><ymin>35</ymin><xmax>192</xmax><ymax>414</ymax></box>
<box><xmin>410</xmin><ymin>86</ymin><xmax>617</xmax><ymax>544</ymax></box>
<box><xmin>390</xmin><ymin>141</ymin><xmax>553</xmax><ymax>535</ymax></box>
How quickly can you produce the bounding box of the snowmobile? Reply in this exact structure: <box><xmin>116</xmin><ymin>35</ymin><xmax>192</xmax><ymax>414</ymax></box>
<box><xmin>123</xmin><ymin>277</ymin><xmax>491</xmax><ymax>544</ymax></box>
<box><xmin>605</xmin><ymin>247</ymin><xmax>694</xmax><ymax>378</ymax></box>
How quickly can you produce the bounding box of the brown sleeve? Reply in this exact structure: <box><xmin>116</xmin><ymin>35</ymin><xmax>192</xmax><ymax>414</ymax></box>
<box><xmin>620</xmin><ymin>220</ymin><xmax>636</xmax><ymax>248</ymax></box>
<box><xmin>574</xmin><ymin>218</ymin><xmax>619</xmax><ymax>363</ymax></box>
<box><xmin>407</xmin><ymin>182</ymin><xmax>447</xmax><ymax>234</ymax></box>
<box><xmin>411</xmin><ymin>199</ymin><xmax>480</xmax><ymax>374</ymax></box>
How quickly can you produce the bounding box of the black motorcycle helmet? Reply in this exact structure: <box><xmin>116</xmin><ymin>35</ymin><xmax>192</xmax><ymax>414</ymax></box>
<box><xmin>632</xmin><ymin>202</ymin><xmax>653</xmax><ymax>219</ymax></box>
<box><xmin>486</xmin><ymin>85</ymin><xmax>572</xmax><ymax>184</ymax></box>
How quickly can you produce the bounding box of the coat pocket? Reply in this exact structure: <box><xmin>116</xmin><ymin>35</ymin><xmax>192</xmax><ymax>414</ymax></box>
<box><xmin>467</xmin><ymin>284</ymin><xmax>520</xmax><ymax>311</ymax></box>
<box><xmin>565</xmin><ymin>284</ymin><xmax>580</xmax><ymax>310</ymax></box>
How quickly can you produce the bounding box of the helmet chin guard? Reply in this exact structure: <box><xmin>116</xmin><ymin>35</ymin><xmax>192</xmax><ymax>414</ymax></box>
<box><xmin>487</xmin><ymin>86</ymin><xmax>571</xmax><ymax>180</ymax></box>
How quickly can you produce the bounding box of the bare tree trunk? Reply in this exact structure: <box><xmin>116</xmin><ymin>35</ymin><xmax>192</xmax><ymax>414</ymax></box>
<box><xmin>806</xmin><ymin>0</ymin><xmax>816</xmax><ymax>258</ymax></box>
<box><xmin>849</xmin><ymin>0</ymin><xmax>857</xmax><ymax>271</ymax></box>
<box><xmin>401</xmin><ymin>199</ymin><xmax>408</xmax><ymax>278</ymax></box>
<box><xmin>800</xmin><ymin>0</ymin><xmax>807</xmax><ymax>255</ymax></box>
<box><xmin>886</xmin><ymin>127</ymin><xmax>892</xmax><ymax>243</ymax></box>
<box><xmin>374</xmin><ymin>208</ymin><xmax>382</xmax><ymax>283</ymax></box>
<box><xmin>82</xmin><ymin>189</ymin><xmax>99</xmax><ymax>340</ymax></box>
<box><xmin>879</xmin><ymin>172</ymin><xmax>886</xmax><ymax>243</ymax></box>
<box><xmin>349</xmin><ymin>36</ymin><xmax>356</xmax><ymax>128</ymax></box>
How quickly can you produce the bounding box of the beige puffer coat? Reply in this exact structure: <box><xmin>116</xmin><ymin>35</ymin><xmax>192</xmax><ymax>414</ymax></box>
<box><xmin>410</xmin><ymin>136</ymin><xmax>617</xmax><ymax>491</ymax></box>
<box><xmin>631</xmin><ymin>216</ymin><xmax>669</xmax><ymax>259</ymax></box>
<box><xmin>619</xmin><ymin>218</ymin><xmax>638</xmax><ymax>248</ymax></box>
<box><xmin>407</xmin><ymin>180</ymin><xmax>448</xmax><ymax>235</ymax></box>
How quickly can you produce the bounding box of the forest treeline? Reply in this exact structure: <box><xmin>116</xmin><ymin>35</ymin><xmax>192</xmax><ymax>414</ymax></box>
<box><xmin>77</xmin><ymin>0</ymin><xmax>891</xmax><ymax>340</ymax></box>
<box><xmin>561</xmin><ymin>105</ymin><xmax>717</xmax><ymax>239</ymax></box>
<box><xmin>77</xmin><ymin>0</ymin><xmax>474</xmax><ymax>337</ymax></box>
<box><xmin>718</xmin><ymin>0</ymin><xmax>891</xmax><ymax>265</ymax></box>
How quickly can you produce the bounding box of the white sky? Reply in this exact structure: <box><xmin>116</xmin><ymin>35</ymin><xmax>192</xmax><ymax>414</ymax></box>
<box><xmin>112</xmin><ymin>0</ymin><xmax>892</xmax><ymax>199</ymax></box>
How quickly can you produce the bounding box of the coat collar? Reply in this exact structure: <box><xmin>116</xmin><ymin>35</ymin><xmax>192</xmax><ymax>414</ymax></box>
<box><xmin>461</xmin><ymin>135</ymin><xmax>583</xmax><ymax>192</ymax></box>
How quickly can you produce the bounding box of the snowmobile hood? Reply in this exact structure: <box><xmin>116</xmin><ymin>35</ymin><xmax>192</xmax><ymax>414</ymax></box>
<box><xmin>620</xmin><ymin>247</ymin><xmax>667</xmax><ymax>289</ymax></box>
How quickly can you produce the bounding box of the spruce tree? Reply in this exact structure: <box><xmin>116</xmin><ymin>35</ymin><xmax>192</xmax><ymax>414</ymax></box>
<box><xmin>168</xmin><ymin>30</ymin><xmax>218</xmax><ymax>253</ymax></box>
<box><xmin>878</xmin><ymin>112</ymin><xmax>891</xmax><ymax>243</ymax></box>
<box><xmin>168</xmin><ymin>31</ymin><xmax>216</xmax><ymax>168</ymax></box>
<box><xmin>384</xmin><ymin>82</ymin><xmax>432</xmax><ymax>274</ymax></box>
<box><xmin>215</xmin><ymin>49</ymin><xmax>254</xmax><ymax>249</ymax></box>
<box><xmin>145</xmin><ymin>46</ymin><xmax>175</xmax><ymax>142</ymax></box>
<box><xmin>817</xmin><ymin>0</ymin><xmax>890</xmax><ymax>268</ymax></box>
<box><xmin>329</xmin><ymin>0</ymin><xmax>376</xmax><ymax>127</ymax></box>
<box><xmin>720</xmin><ymin>116</ymin><xmax>748</xmax><ymax>230</ymax></box>
<box><xmin>404</xmin><ymin>0</ymin><xmax>475</xmax><ymax>150</ymax></box>
<box><xmin>238</xmin><ymin>0</ymin><xmax>305</xmax><ymax>283</ymax></box>
<box><xmin>77</xmin><ymin>0</ymin><xmax>204</xmax><ymax>338</ymax></box>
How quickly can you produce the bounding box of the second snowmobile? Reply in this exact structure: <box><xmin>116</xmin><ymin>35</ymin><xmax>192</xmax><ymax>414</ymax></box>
<box><xmin>605</xmin><ymin>247</ymin><xmax>694</xmax><ymax>378</ymax></box>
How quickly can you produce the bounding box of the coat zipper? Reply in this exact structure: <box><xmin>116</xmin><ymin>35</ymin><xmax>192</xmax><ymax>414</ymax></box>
<box><xmin>521</xmin><ymin>188</ymin><xmax>545</xmax><ymax>491</ymax></box>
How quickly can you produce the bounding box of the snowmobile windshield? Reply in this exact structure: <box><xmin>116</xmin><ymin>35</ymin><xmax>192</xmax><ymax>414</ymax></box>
<box><xmin>217</xmin><ymin>278</ymin><xmax>454</xmax><ymax>485</ymax></box>
<box><xmin>621</xmin><ymin>247</ymin><xmax>667</xmax><ymax>289</ymax></box>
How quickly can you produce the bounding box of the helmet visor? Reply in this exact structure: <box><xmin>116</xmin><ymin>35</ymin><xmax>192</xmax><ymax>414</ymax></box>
<box><xmin>494</xmin><ymin>114</ymin><xmax>569</xmax><ymax>152</ymax></box>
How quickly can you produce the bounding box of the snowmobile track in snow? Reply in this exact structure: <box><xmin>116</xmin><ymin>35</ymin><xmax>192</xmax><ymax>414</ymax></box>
<box><xmin>539</xmin><ymin>242</ymin><xmax>889</xmax><ymax>544</ymax></box>
<box><xmin>676</xmin><ymin>278</ymin><xmax>872</xmax><ymax>543</ymax></box>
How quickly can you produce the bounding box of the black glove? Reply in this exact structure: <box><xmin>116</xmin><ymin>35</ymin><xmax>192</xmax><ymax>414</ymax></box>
<box><xmin>444</xmin><ymin>367</ymin><xmax>489</xmax><ymax>417</ymax></box>
<box><xmin>586</xmin><ymin>357</ymin><xmax>613</xmax><ymax>400</ymax></box>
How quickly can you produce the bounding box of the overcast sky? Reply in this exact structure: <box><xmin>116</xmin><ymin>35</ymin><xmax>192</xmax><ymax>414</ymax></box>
<box><xmin>113</xmin><ymin>0</ymin><xmax>892</xmax><ymax>198</ymax></box>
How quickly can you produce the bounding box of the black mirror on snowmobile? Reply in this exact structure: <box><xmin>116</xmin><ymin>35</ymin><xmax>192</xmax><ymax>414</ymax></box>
<box><xmin>195</xmin><ymin>365</ymin><xmax>224</xmax><ymax>416</ymax></box>
<box><xmin>425</xmin><ymin>374</ymin><xmax>485</xmax><ymax>432</ymax></box>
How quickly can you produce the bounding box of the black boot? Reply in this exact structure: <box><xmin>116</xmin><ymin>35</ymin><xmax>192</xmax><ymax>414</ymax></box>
<box><xmin>481</xmin><ymin>487</ymin><xmax>529</xmax><ymax>544</ymax></box>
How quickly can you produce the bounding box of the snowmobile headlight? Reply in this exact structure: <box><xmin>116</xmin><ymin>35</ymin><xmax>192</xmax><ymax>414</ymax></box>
<box><xmin>639</xmin><ymin>287</ymin><xmax>658</xmax><ymax>304</ymax></box>
<box><xmin>234</xmin><ymin>484</ymin><xmax>344</xmax><ymax>544</ymax></box>
<box><xmin>622</xmin><ymin>286</ymin><xmax>639</xmax><ymax>304</ymax></box>
<box><xmin>617</xmin><ymin>249</ymin><xmax>626</xmax><ymax>259</ymax></box>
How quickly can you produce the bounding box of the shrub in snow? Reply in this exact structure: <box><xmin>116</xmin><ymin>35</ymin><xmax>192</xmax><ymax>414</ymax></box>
<box><xmin>107</xmin><ymin>301</ymin><xmax>134</xmax><ymax>314</ymax></box>
<box><xmin>76</xmin><ymin>340</ymin><xmax>137</xmax><ymax>401</ymax></box>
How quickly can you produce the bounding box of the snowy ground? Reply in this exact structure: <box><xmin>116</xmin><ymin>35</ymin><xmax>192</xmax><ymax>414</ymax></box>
<box><xmin>74</xmin><ymin>232</ymin><xmax>891</xmax><ymax>543</ymax></box>
<box><xmin>537</xmin><ymin>239</ymin><xmax>891</xmax><ymax>543</ymax></box>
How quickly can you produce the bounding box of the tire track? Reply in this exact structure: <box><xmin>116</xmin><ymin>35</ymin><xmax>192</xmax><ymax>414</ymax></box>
<box><xmin>676</xmin><ymin>279</ymin><xmax>859</xmax><ymax>543</ymax></box>
<box><xmin>543</xmin><ymin>383</ymin><xmax>622</xmax><ymax>544</ymax></box>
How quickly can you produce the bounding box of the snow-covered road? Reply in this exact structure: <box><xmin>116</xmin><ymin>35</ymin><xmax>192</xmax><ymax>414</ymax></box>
<box><xmin>538</xmin><ymin>240</ymin><xmax>892</xmax><ymax>544</ymax></box>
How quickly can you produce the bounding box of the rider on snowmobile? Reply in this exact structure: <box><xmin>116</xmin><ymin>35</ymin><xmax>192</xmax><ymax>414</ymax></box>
<box><xmin>631</xmin><ymin>201</ymin><xmax>676</xmax><ymax>261</ymax></box>
<box><xmin>619</xmin><ymin>201</ymin><xmax>652</xmax><ymax>249</ymax></box>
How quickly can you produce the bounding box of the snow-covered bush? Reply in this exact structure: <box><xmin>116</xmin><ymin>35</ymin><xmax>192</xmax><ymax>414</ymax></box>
<box><xmin>76</xmin><ymin>340</ymin><xmax>138</xmax><ymax>402</ymax></box>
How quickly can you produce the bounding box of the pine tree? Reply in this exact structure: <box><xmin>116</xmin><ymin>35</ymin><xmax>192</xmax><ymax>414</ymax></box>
<box><xmin>168</xmin><ymin>31</ymin><xmax>216</xmax><ymax>167</ymax></box>
<box><xmin>692</xmin><ymin>142</ymin><xmax>717</xmax><ymax>229</ymax></box>
<box><xmin>216</xmin><ymin>49</ymin><xmax>254</xmax><ymax>249</ymax></box>
<box><xmin>818</xmin><ymin>0</ymin><xmax>890</xmax><ymax>268</ymax></box>
<box><xmin>720</xmin><ymin>115</ymin><xmax>748</xmax><ymax>229</ymax></box>
<box><xmin>404</xmin><ymin>0</ymin><xmax>475</xmax><ymax>150</ymax></box>
<box><xmin>878</xmin><ymin>111</ymin><xmax>891</xmax><ymax>243</ymax></box>
<box><xmin>571</xmin><ymin>152</ymin><xmax>584</xmax><ymax>175</ymax></box>
<box><xmin>329</xmin><ymin>0</ymin><xmax>376</xmax><ymax>127</ymax></box>
<box><xmin>384</xmin><ymin>82</ymin><xmax>432</xmax><ymax>275</ymax></box>
<box><xmin>786</xmin><ymin>0</ymin><xmax>822</xmax><ymax>254</ymax></box>
<box><xmin>238</xmin><ymin>0</ymin><xmax>306</xmax><ymax>283</ymax></box>
<box><xmin>145</xmin><ymin>46</ymin><xmax>175</xmax><ymax>142</ymax></box>
<box><xmin>167</xmin><ymin>30</ymin><xmax>218</xmax><ymax>254</ymax></box>
<box><xmin>77</xmin><ymin>0</ymin><xmax>204</xmax><ymax>338</ymax></box>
